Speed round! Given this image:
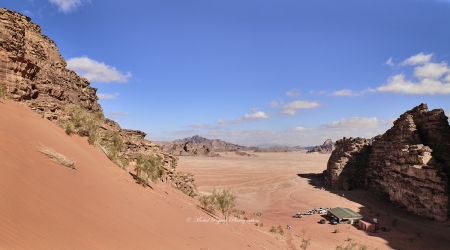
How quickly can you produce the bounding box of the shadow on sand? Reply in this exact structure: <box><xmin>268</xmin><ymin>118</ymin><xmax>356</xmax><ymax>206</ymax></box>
<box><xmin>297</xmin><ymin>173</ymin><xmax>450</xmax><ymax>250</ymax></box>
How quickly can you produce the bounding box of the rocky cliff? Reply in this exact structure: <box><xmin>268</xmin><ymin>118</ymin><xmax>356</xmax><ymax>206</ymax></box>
<box><xmin>325</xmin><ymin>104</ymin><xmax>450</xmax><ymax>221</ymax></box>
<box><xmin>307</xmin><ymin>139</ymin><xmax>335</xmax><ymax>154</ymax></box>
<box><xmin>0</xmin><ymin>8</ymin><xmax>196</xmax><ymax>195</ymax></box>
<box><xmin>325</xmin><ymin>137</ymin><xmax>370</xmax><ymax>190</ymax></box>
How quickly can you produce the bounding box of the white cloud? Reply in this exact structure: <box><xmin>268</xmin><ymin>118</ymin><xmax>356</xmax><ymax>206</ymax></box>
<box><xmin>108</xmin><ymin>112</ymin><xmax>129</xmax><ymax>118</ymax></box>
<box><xmin>376</xmin><ymin>53</ymin><xmax>450</xmax><ymax>95</ymax></box>
<box><xmin>97</xmin><ymin>92</ymin><xmax>119</xmax><ymax>100</ymax></box>
<box><xmin>281</xmin><ymin>100</ymin><xmax>320</xmax><ymax>115</ymax></box>
<box><xmin>49</xmin><ymin>0</ymin><xmax>88</xmax><ymax>13</ymax></box>
<box><xmin>171</xmin><ymin>129</ymin><xmax>198</xmax><ymax>135</ymax></box>
<box><xmin>331</xmin><ymin>89</ymin><xmax>363</xmax><ymax>97</ymax></box>
<box><xmin>386</xmin><ymin>57</ymin><xmax>394</xmax><ymax>66</ymax></box>
<box><xmin>216</xmin><ymin>109</ymin><xmax>271</xmax><ymax>124</ymax></box>
<box><xmin>67</xmin><ymin>56</ymin><xmax>131</xmax><ymax>83</ymax></box>
<box><xmin>188</xmin><ymin>123</ymin><xmax>211</xmax><ymax>129</ymax></box>
<box><xmin>320</xmin><ymin>117</ymin><xmax>383</xmax><ymax>130</ymax></box>
<box><xmin>286</xmin><ymin>90</ymin><xmax>300</xmax><ymax>97</ymax></box>
<box><xmin>287</xmin><ymin>126</ymin><xmax>315</xmax><ymax>132</ymax></box>
<box><xmin>414</xmin><ymin>62</ymin><xmax>450</xmax><ymax>79</ymax></box>
<box><xmin>377</xmin><ymin>74</ymin><xmax>450</xmax><ymax>94</ymax></box>
<box><xmin>400</xmin><ymin>52</ymin><xmax>433</xmax><ymax>65</ymax></box>
<box><xmin>269</xmin><ymin>100</ymin><xmax>281</xmax><ymax>108</ymax></box>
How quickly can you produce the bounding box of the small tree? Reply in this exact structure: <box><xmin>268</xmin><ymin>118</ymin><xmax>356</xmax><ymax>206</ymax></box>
<box><xmin>213</xmin><ymin>188</ymin><xmax>236</xmax><ymax>220</ymax></box>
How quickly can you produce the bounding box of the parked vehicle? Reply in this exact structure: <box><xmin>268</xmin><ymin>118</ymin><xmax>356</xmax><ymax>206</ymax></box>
<box><xmin>304</xmin><ymin>211</ymin><xmax>314</xmax><ymax>215</ymax></box>
<box><xmin>293</xmin><ymin>213</ymin><xmax>303</xmax><ymax>218</ymax></box>
<box><xmin>331</xmin><ymin>219</ymin><xmax>338</xmax><ymax>225</ymax></box>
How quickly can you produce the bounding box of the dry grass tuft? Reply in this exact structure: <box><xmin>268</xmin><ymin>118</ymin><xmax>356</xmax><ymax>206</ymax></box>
<box><xmin>38</xmin><ymin>146</ymin><xmax>76</xmax><ymax>169</ymax></box>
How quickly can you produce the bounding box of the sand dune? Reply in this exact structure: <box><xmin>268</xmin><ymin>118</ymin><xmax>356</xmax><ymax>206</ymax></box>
<box><xmin>0</xmin><ymin>99</ymin><xmax>285</xmax><ymax>250</ymax></box>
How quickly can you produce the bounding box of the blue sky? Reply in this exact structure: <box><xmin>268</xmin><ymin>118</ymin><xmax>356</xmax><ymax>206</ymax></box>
<box><xmin>3</xmin><ymin>0</ymin><xmax>450</xmax><ymax>146</ymax></box>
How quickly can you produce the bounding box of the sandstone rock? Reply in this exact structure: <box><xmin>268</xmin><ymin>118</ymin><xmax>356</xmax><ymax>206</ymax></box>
<box><xmin>0</xmin><ymin>8</ymin><xmax>197</xmax><ymax>196</ymax></box>
<box><xmin>325</xmin><ymin>103</ymin><xmax>450</xmax><ymax>221</ymax></box>
<box><xmin>307</xmin><ymin>139</ymin><xmax>335</xmax><ymax>154</ymax></box>
<box><xmin>325</xmin><ymin>137</ymin><xmax>370</xmax><ymax>190</ymax></box>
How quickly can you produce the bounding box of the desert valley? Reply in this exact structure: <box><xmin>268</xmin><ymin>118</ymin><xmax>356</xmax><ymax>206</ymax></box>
<box><xmin>1</xmin><ymin>4</ymin><xmax>450</xmax><ymax>250</ymax></box>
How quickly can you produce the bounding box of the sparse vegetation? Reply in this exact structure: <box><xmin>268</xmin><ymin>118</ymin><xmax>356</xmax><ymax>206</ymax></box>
<box><xmin>255</xmin><ymin>222</ymin><xmax>258</xmax><ymax>226</ymax></box>
<box><xmin>0</xmin><ymin>82</ymin><xmax>7</xmax><ymax>99</ymax></box>
<box><xmin>333</xmin><ymin>228</ymin><xmax>340</xmax><ymax>233</ymax></box>
<box><xmin>38</xmin><ymin>145</ymin><xmax>76</xmax><ymax>169</ymax></box>
<box><xmin>277</xmin><ymin>225</ymin><xmax>284</xmax><ymax>236</ymax></box>
<box><xmin>269</xmin><ymin>226</ymin><xmax>277</xmax><ymax>233</ymax></box>
<box><xmin>300</xmin><ymin>238</ymin><xmax>311</xmax><ymax>250</ymax></box>
<box><xmin>253</xmin><ymin>212</ymin><xmax>262</xmax><ymax>217</ymax></box>
<box><xmin>134</xmin><ymin>154</ymin><xmax>164</xmax><ymax>185</ymax></box>
<box><xmin>198</xmin><ymin>187</ymin><xmax>237</xmax><ymax>220</ymax></box>
<box><xmin>100</xmin><ymin>131</ymin><xmax>128</xmax><ymax>169</ymax></box>
<box><xmin>58</xmin><ymin>104</ymin><xmax>104</xmax><ymax>144</ymax></box>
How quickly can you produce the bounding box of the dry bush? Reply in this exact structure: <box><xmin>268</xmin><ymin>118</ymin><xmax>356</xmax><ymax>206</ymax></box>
<box><xmin>38</xmin><ymin>146</ymin><xmax>76</xmax><ymax>169</ymax></box>
<box><xmin>0</xmin><ymin>82</ymin><xmax>7</xmax><ymax>99</ymax></box>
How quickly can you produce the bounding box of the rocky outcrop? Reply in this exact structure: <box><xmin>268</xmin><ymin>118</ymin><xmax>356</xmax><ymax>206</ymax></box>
<box><xmin>0</xmin><ymin>8</ymin><xmax>196</xmax><ymax>196</ymax></box>
<box><xmin>366</xmin><ymin>104</ymin><xmax>450</xmax><ymax>221</ymax></box>
<box><xmin>325</xmin><ymin>137</ymin><xmax>370</xmax><ymax>190</ymax></box>
<box><xmin>325</xmin><ymin>104</ymin><xmax>450</xmax><ymax>221</ymax></box>
<box><xmin>0</xmin><ymin>8</ymin><xmax>100</xmax><ymax>119</ymax></box>
<box><xmin>169</xmin><ymin>141</ymin><xmax>218</xmax><ymax>157</ymax></box>
<box><xmin>235</xmin><ymin>151</ymin><xmax>259</xmax><ymax>157</ymax></box>
<box><xmin>307</xmin><ymin>139</ymin><xmax>335</xmax><ymax>154</ymax></box>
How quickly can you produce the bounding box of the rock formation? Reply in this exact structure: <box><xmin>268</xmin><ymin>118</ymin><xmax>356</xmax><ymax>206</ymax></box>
<box><xmin>307</xmin><ymin>139</ymin><xmax>335</xmax><ymax>154</ymax></box>
<box><xmin>324</xmin><ymin>104</ymin><xmax>450</xmax><ymax>221</ymax></box>
<box><xmin>325</xmin><ymin>137</ymin><xmax>370</xmax><ymax>190</ymax></box>
<box><xmin>0</xmin><ymin>8</ymin><xmax>196</xmax><ymax>195</ymax></box>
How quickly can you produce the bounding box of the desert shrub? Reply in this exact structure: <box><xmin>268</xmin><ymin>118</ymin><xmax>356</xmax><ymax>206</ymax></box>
<box><xmin>134</xmin><ymin>154</ymin><xmax>164</xmax><ymax>185</ymax></box>
<box><xmin>199</xmin><ymin>189</ymin><xmax>237</xmax><ymax>220</ymax></box>
<box><xmin>300</xmin><ymin>238</ymin><xmax>311</xmax><ymax>250</ymax></box>
<box><xmin>244</xmin><ymin>217</ymin><xmax>248</xmax><ymax>220</ymax></box>
<box><xmin>38</xmin><ymin>145</ymin><xmax>76</xmax><ymax>169</ymax></box>
<box><xmin>253</xmin><ymin>212</ymin><xmax>262</xmax><ymax>216</ymax></box>
<box><xmin>333</xmin><ymin>228</ymin><xmax>340</xmax><ymax>233</ymax></box>
<box><xmin>270</xmin><ymin>226</ymin><xmax>277</xmax><ymax>233</ymax></box>
<box><xmin>100</xmin><ymin>131</ymin><xmax>128</xmax><ymax>169</ymax></box>
<box><xmin>0</xmin><ymin>82</ymin><xmax>7</xmax><ymax>99</ymax></box>
<box><xmin>58</xmin><ymin>104</ymin><xmax>104</xmax><ymax>144</ymax></box>
<box><xmin>359</xmin><ymin>245</ymin><xmax>368</xmax><ymax>250</ymax></box>
<box><xmin>255</xmin><ymin>223</ymin><xmax>258</xmax><ymax>226</ymax></box>
<box><xmin>277</xmin><ymin>225</ymin><xmax>284</xmax><ymax>236</ymax></box>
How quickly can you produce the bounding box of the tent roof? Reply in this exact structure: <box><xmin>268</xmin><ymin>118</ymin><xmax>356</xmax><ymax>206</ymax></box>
<box><xmin>328</xmin><ymin>207</ymin><xmax>363</xmax><ymax>220</ymax></box>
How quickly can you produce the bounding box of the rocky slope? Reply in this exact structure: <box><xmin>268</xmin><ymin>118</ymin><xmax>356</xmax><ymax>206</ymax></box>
<box><xmin>0</xmin><ymin>8</ymin><xmax>195</xmax><ymax>195</ymax></box>
<box><xmin>325</xmin><ymin>104</ymin><xmax>450</xmax><ymax>221</ymax></box>
<box><xmin>307</xmin><ymin>139</ymin><xmax>335</xmax><ymax>154</ymax></box>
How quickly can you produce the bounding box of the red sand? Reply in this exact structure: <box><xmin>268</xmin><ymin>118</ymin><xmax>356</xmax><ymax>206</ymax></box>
<box><xmin>0</xmin><ymin>99</ymin><xmax>285</xmax><ymax>250</ymax></box>
<box><xmin>177</xmin><ymin>152</ymin><xmax>450</xmax><ymax>250</ymax></box>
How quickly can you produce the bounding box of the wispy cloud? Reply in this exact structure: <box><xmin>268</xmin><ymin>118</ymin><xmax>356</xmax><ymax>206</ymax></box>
<box><xmin>268</xmin><ymin>99</ymin><xmax>283</xmax><ymax>108</ymax></box>
<box><xmin>216</xmin><ymin>108</ymin><xmax>271</xmax><ymax>124</ymax></box>
<box><xmin>108</xmin><ymin>112</ymin><xmax>129</xmax><ymax>118</ymax></box>
<box><xmin>320</xmin><ymin>117</ymin><xmax>391</xmax><ymax>131</ymax></box>
<box><xmin>187</xmin><ymin>123</ymin><xmax>211</xmax><ymax>129</ymax></box>
<box><xmin>286</xmin><ymin>90</ymin><xmax>300</xmax><ymax>97</ymax></box>
<box><xmin>400</xmin><ymin>52</ymin><xmax>433</xmax><ymax>66</ymax></box>
<box><xmin>97</xmin><ymin>92</ymin><xmax>119</xmax><ymax>100</ymax></box>
<box><xmin>281</xmin><ymin>100</ymin><xmax>320</xmax><ymax>115</ymax></box>
<box><xmin>171</xmin><ymin>129</ymin><xmax>198</xmax><ymax>135</ymax></box>
<box><xmin>287</xmin><ymin>126</ymin><xmax>315</xmax><ymax>132</ymax></box>
<box><xmin>385</xmin><ymin>57</ymin><xmax>394</xmax><ymax>66</ymax></box>
<box><xmin>331</xmin><ymin>89</ymin><xmax>365</xmax><ymax>97</ymax></box>
<box><xmin>67</xmin><ymin>56</ymin><xmax>131</xmax><ymax>83</ymax></box>
<box><xmin>49</xmin><ymin>0</ymin><xmax>88</xmax><ymax>13</ymax></box>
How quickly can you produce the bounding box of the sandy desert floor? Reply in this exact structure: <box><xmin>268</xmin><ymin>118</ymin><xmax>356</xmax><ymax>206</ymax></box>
<box><xmin>177</xmin><ymin>152</ymin><xmax>450</xmax><ymax>250</ymax></box>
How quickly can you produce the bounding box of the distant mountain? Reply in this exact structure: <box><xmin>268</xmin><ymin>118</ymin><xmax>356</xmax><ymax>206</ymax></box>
<box><xmin>306</xmin><ymin>139</ymin><xmax>335</xmax><ymax>154</ymax></box>
<box><xmin>155</xmin><ymin>135</ymin><xmax>310</xmax><ymax>156</ymax></box>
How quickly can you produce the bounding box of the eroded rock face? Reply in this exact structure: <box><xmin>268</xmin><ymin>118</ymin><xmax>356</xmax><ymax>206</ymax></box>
<box><xmin>307</xmin><ymin>139</ymin><xmax>335</xmax><ymax>154</ymax></box>
<box><xmin>0</xmin><ymin>8</ymin><xmax>100</xmax><ymax>119</ymax></box>
<box><xmin>325</xmin><ymin>137</ymin><xmax>370</xmax><ymax>190</ymax></box>
<box><xmin>325</xmin><ymin>104</ymin><xmax>450</xmax><ymax>221</ymax></box>
<box><xmin>366</xmin><ymin>104</ymin><xmax>450</xmax><ymax>221</ymax></box>
<box><xmin>0</xmin><ymin>8</ymin><xmax>196</xmax><ymax>196</ymax></box>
